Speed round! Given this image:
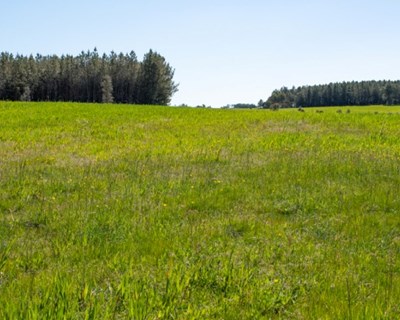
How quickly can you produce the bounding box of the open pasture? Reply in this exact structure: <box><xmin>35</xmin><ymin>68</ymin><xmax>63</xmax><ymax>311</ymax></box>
<box><xmin>0</xmin><ymin>102</ymin><xmax>400</xmax><ymax>319</ymax></box>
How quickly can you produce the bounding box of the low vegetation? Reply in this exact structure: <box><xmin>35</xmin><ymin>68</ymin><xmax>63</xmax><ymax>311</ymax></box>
<box><xmin>1</xmin><ymin>102</ymin><xmax>399</xmax><ymax>319</ymax></box>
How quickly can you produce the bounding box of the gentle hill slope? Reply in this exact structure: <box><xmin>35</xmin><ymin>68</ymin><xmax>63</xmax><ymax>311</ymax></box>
<box><xmin>1</xmin><ymin>102</ymin><xmax>400</xmax><ymax>318</ymax></box>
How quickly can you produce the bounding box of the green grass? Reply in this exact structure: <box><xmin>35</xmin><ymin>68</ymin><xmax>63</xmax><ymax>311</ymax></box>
<box><xmin>1</xmin><ymin>101</ymin><xmax>400</xmax><ymax>319</ymax></box>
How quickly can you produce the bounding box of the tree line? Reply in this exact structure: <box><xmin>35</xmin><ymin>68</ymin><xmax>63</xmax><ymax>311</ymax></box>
<box><xmin>263</xmin><ymin>80</ymin><xmax>400</xmax><ymax>109</ymax></box>
<box><xmin>0</xmin><ymin>49</ymin><xmax>178</xmax><ymax>105</ymax></box>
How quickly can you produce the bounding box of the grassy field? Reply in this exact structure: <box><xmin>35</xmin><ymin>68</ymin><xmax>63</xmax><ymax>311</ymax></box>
<box><xmin>0</xmin><ymin>102</ymin><xmax>400</xmax><ymax>319</ymax></box>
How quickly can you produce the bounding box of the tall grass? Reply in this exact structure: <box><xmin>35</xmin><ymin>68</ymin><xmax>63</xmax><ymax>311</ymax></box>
<box><xmin>0</xmin><ymin>102</ymin><xmax>399</xmax><ymax>318</ymax></box>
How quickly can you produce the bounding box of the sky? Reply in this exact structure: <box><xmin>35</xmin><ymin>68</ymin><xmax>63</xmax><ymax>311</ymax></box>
<box><xmin>1</xmin><ymin>0</ymin><xmax>400</xmax><ymax>107</ymax></box>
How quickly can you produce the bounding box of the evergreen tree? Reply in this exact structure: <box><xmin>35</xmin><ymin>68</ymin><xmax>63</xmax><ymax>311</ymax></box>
<box><xmin>264</xmin><ymin>80</ymin><xmax>400</xmax><ymax>108</ymax></box>
<box><xmin>0</xmin><ymin>49</ymin><xmax>178</xmax><ymax>105</ymax></box>
<box><xmin>20</xmin><ymin>85</ymin><xmax>31</xmax><ymax>101</ymax></box>
<box><xmin>137</xmin><ymin>50</ymin><xmax>178</xmax><ymax>105</ymax></box>
<box><xmin>101</xmin><ymin>75</ymin><xmax>114</xmax><ymax>103</ymax></box>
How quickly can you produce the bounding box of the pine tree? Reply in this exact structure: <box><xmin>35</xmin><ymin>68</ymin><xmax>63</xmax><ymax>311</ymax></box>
<box><xmin>20</xmin><ymin>85</ymin><xmax>31</xmax><ymax>101</ymax></box>
<box><xmin>101</xmin><ymin>75</ymin><xmax>114</xmax><ymax>103</ymax></box>
<box><xmin>137</xmin><ymin>50</ymin><xmax>178</xmax><ymax>105</ymax></box>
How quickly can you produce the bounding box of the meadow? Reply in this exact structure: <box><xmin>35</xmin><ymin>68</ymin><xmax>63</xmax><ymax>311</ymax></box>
<box><xmin>0</xmin><ymin>102</ymin><xmax>399</xmax><ymax>319</ymax></box>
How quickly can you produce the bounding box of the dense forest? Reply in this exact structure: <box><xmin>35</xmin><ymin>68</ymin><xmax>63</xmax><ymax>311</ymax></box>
<box><xmin>263</xmin><ymin>80</ymin><xmax>400</xmax><ymax>109</ymax></box>
<box><xmin>0</xmin><ymin>49</ymin><xmax>178</xmax><ymax>105</ymax></box>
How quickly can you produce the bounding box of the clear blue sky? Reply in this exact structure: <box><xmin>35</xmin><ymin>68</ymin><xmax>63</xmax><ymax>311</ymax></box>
<box><xmin>1</xmin><ymin>0</ymin><xmax>399</xmax><ymax>107</ymax></box>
